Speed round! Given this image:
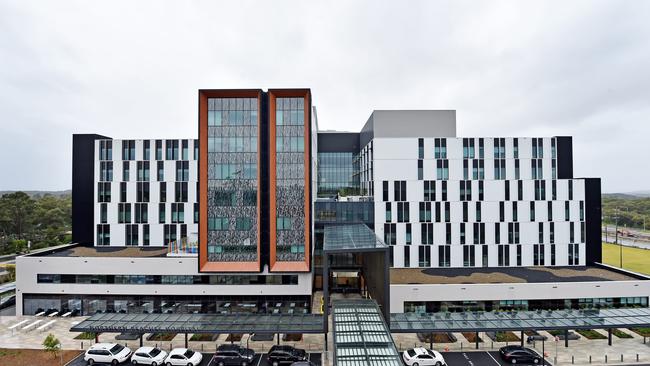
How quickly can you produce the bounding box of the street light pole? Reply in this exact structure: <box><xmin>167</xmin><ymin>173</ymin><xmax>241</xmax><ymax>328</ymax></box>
<box><xmin>615</xmin><ymin>208</ymin><xmax>621</xmax><ymax>268</ymax></box>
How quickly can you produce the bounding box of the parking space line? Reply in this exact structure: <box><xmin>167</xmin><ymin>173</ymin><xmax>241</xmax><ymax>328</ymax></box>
<box><xmin>486</xmin><ymin>351</ymin><xmax>502</xmax><ymax>365</ymax></box>
<box><xmin>255</xmin><ymin>354</ymin><xmax>262</xmax><ymax>366</ymax></box>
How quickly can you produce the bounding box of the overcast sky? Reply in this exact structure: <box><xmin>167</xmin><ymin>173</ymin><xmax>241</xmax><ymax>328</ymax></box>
<box><xmin>1</xmin><ymin>0</ymin><xmax>649</xmax><ymax>193</ymax></box>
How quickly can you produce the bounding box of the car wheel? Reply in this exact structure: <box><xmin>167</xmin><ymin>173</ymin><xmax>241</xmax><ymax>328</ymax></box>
<box><xmin>273</xmin><ymin>362</ymin><xmax>279</xmax><ymax>366</ymax></box>
<box><xmin>242</xmin><ymin>362</ymin><xmax>248</xmax><ymax>366</ymax></box>
<box><xmin>218</xmin><ymin>362</ymin><xmax>225</xmax><ymax>366</ymax></box>
<box><xmin>112</xmin><ymin>360</ymin><xmax>118</xmax><ymax>366</ymax></box>
<box><xmin>533</xmin><ymin>358</ymin><xmax>540</xmax><ymax>364</ymax></box>
<box><xmin>187</xmin><ymin>363</ymin><xmax>193</xmax><ymax>366</ymax></box>
<box><xmin>87</xmin><ymin>359</ymin><xmax>94</xmax><ymax>366</ymax></box>
<box><xmin>435</xmin><ymin>362</ymin><xmax>442</xmax><ymax>366</ymax></box>
<box><xmin>511</xmin><ymin>359</ymin><xmax>517</xmax><ymax>364</ymax></box>
<box><xmin>132</xmin><ymin>361</ymin><xmax>138</xmax><ymax>365</ymax></box>
<box><xmin>152</xmin><ymin>363</ymin><xmax>157</xmax><ymax>366</ymax></box>
<box><xmin>413</xmin><ymin>363</ymin><xmax>419</xmax><ymax>366</ymax></box>
<box><xmin>166</xmin><ymin>363</ymin><xmax>173</xmax><ymax>366</ymax></box>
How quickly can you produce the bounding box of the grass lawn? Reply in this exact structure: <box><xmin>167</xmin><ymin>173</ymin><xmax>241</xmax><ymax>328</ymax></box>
<box><xmin>73</xmin><ymin>332</ymin><xmax>96</xmax><ymax>340</ymax></box>
<box><xmin>630</xmin><ymin>328</ymin><xmax>650</xmax><ymax>337</ymax></box>
<box><xmin>0</xmin><ymin>348</ymin><xmax>82</xmax><ymax>366</ymax></box>
<box><xmin>602</xmin><ymin>242</ymin><xmax>650</xmax><ymax>275</ymax></box>
<box><xmin>612</xmin><ymin>329</ymin><xmax>633</xmax><ymax>338</ymax></box>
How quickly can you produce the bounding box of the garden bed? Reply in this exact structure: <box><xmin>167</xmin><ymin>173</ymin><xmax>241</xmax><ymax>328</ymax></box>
<box><xmin>226</xmin><ymin>334</ymin><xmax>243</xmax><ymax>342</ymax></box>
<box><xmin>461</xmin><ymin>332</ymin><xmax>483</xmax><ymax>343</ymax></box>
<box><xmin>0</xmin><ymin>348</ymin><xmax>81</xmax><ymax>366</ymax></box>
<box><xmin>146</xmin><ymin>333</ymin><xmax>177</xmax><ymax>341</ymax></box>
<box><xmin>73</xmin><ymin>332</ymin><xmax>96</xmax><ymax>340</ymax></box>
<box><xmin>417</xmin><ymin>333</ymin><xmax>457</xmax><ymax>343</ymax></box>
<box><xmin>612</xmin><ymin>329</ymin><xmax>633</xmax><ymax>339</ymax></box>
<box><xmin>282</xmin><ymin>333</ymin><xmax>303</xmax><ymax>342</ymax></box>
<box><xmin>189</xmin><ymin>334</ymin><xmax>220</xmax><ymax>342</ymax></box>
<box><xmin>486</xmin><ymin>331</ymin><xmax>520</xmax><ymax>342</ymax></box>
<box><xmin>630</xmin><ymin>328</ymin><xmax>650</xmax><ymax>337</ymax></box>
<box><xmin>575</xmin><ymin>329</ymin><xmax>607</xmax><ymax>340</ymax></box>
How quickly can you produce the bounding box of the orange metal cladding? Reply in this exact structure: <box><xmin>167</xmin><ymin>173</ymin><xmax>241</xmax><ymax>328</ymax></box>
<box><xmin>268</xmin><ymin>89</ymin><xmax>311</xmax><ymax>272</ymax></box>
<box><xmin>198</xmin><ymin>89</ymin><xmax>262</xmax><ymax>272</ymax></box>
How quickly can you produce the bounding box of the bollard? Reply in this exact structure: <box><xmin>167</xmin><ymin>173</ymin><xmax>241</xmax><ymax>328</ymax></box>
<box><xmin>637</xmin><ymin>354</ymin><xmax>640</xmax><ymax>362</ymax></box>
<box><xmin>81</xmin><ymin>341</ymin><xmax>83</xmax><ymax>350</ymax></box>
<box><xmin>491</xmin><ymin>341</ymin><xmax>493</xmax><ymax>349</ymax></box>
<box><xmin>572</xmin><ymin>355</ymin><xmax>574</xmax><ymax>364</ymax></box>
<box><xmin>605</xmin><ymin>354</ymin><xmax>607</xmax><ymax>363</ymax></box>
<box><xmin>201</xmin><ymin>344</ymin><xmax>204</xmax><ymax>352</ymax></box>
<box><xmin>461</xmin><ymin>342</ymin><xmax>463</xmax><ymax>350</ymax></box>
<box><xmin>620</xmin><ymin>354</ymin><xmax>623</xmax><ymax>362</ymax></box>
<box><xmin>589</xmin><ymin>355</ymin><xmax>591</xmax><ymax>363</ymax></box>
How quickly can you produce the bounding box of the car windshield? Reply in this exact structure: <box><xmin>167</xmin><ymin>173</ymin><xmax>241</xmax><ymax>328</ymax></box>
<box><xmin>407</xmin><ymin>349</ymin><xmax>416</xmax><ymax>357</ymax></box>
<box><xmin>150</xmin><ymin>348</ymin><xmax>161</xmax><ymax>357</ymax></box>
<box><xmin>184</xmin><ymin>350</ymin><xmax>195</xmax><ymax>358</ymax></box>
<box><xmin>110</xmin><ymin>344</ymin><xmax>124</xmax><ymax>354</ymax></box>
<box><xmin>427</xmin><ymin>349</ymin><xmax>436</xmax><ymax>357</ymax></box>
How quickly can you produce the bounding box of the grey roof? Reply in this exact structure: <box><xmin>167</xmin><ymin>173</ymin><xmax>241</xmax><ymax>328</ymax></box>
<box><xmin>323</xmin><ymin>224</ymin><xmax>388</xmax><ymax>253</ymax></box>
<box><xmin>390</xmin><ymin>307</ymin><xmax>650</xmax><ymax>333</ymax></box>
<box><xmin>70</xmin><ymin>312</ymin><xmax>324</xmax><ymax>334</ymax></box>
<box><xmin>333</xmin><ymin>299</ymin><xmax>402</xmax><ymax>366</ymax></box>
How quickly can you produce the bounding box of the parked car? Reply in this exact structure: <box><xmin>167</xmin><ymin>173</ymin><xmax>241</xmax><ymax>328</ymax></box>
<box><xmin>131</xmin><ymin>346</ymin><xmax>167</xmax><ymax>366</ymax></box>
<box><xmin>267</xmin><ymin>345</ymin><xmax>307</xmax><ymax>366</ymax></box>
<box><xmin>84</xmin><ymin>343</ymin><xmax>132</xmax><ymax>365</ymax></box>
<box><xmin>0</xmin><ymin>295</ymin><xmax>15</xmax><ymax>309</ymax></box>
<box><xmin>211</xmin><ymin>344</ymin><xmax>255</xmax><ymax>366</ymax></box>
<box><xmin>499</xmin><ymin>345</ymin><xmax>542</xmax><ymax>364</ymax></box>
<box><xmin>402</xmin><ymin>347</ymin><xmax>446</xmax><ymax>366</ymax></box>
<box><xmin>290</xmin><ymin>362</ymin><xmax>315</xmax><ymax>366</ymax></box>
<box><xmin>164</xmin><ymin>348</ymin><xmax>202</xmax><ymax>366</ymax></box>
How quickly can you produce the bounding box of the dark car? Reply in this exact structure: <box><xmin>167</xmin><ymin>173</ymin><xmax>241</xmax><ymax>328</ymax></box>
<box><xmin>211</xmin><ymin>344</ymin><xmax>255</xmax><ymax>366</ymax></box>
<box><xmin>499</xmin><ymin>345</ymin><xmax>542</xmax><ymax>364</ymax></box>
<box><xmin>290</xmin><ymin>362</ymin><xmax>315</xmax><ymax>366</ymax></box>
<box><xmin>0</xmin><ymin>295</ymin><xmax>16</xmax><ymax>309</ymax></box>
<box><xmin>267</xmin><ymin>345</ymin><xmax>307</xmax><ymax>366</ymax></box>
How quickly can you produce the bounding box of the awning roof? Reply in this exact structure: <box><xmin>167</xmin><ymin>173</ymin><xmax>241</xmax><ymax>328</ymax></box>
<box><xmin>390</xmin><ymin>307</ymin><xmax>650</xmax><ymax>333</ymax></box>
<box><xmin>323</xmin><ymin>224</ymin><xmax>388</xmax><ymax>254</ymax></box>
<box><xmin>333</xmin><ymin>299</ymin><xmax>402</xmax><ymax>366</ymax></box>
<box><xmin>70</xmin><ymin>312</ymin><xmax>324</xmax><ymax>334</ymax></box>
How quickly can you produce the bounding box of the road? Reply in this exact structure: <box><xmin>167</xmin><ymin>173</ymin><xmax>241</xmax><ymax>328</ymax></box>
<box><xmin>68</xmin><ymin>352</ymin><xmax>322</xmax><ymax>366</ymax></box>
<box><xmin>442</xmin><ymin>351</ymin><xmax>551</xmax><ymax>365</ymax></box>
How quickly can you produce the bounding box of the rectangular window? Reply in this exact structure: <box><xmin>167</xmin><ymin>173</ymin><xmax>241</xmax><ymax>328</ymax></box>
<box><xmin>385</xmin><ymin>202</ymin><xmax>392</xmax><ymax>222</ymax></box>
<box><xmin>550</xmin><ymin>244</ymin><xmax>556</xmax><ymax>265</ymax></box>
<box><xmin>478</xmin><ymin>181</ymin><xmax>484</xmax><ymax>201</ymax></box>
<box><xmin>518</xmin><ymin>180</ymin><xmax>523</xmax><ymax>201</ymax></box>
<box><xmin>156</xmin><ymin>161</ymin><xmax>164</xmax><ymax>181</ymax></box>
<box><xmin>418</xmin><ymin>159</ymin><xmax>423</xmax><ymax>180</ymax></box>
<box><xmin>171</xmin><ymin>203</ymin><xmax>185</xmax><ymax>224</ymax></box>
<box><xmin>159</xmin><ymin>203</ymin><xmax>166</xmax><ymax>224</ymax></box>
<box><xmin>418</xmin><ymin>246</ymin><xmax>431</xmax><ymax>267</ymax></box>
<box><xmin>495</xmin><ymin>223</ymin><xmax>501</xmax><ymax>244</ymax></box>
<box><xmin>434</xmin><ymin>138</ymin><xmax>447</xmax><ymax>159</ymax></box>
<box><xmin>96</xmin><ymin>224</ymin><xmax>110</xmax><ymax>246</ymax></box>
<box><xmin>445</xmin><ymin>223</ymin><xmax>452</xmax><ymax>244</ymax></box>
<box><xmin>98</xmin><ymin>182</ymin><xmax>111</xmax><ymax>203</ymax></box>
<box><xmin>512</xmin><ymin>202</ymin><xmax>518</xmax><ymax>222</ymax></box>
<box><xmin>516</xmin><ymin>244</ymin><xmax>522</xmax><ymax>266</ymax></box>
<box><xmin>565</xmin><ymin>201</ymin><xmax>570</xmax><ymax>221</ymax></box>
<box><xmin>418</xmin><ymin>138</ymin><xmax>424</xmax><ymax>159</ymax></box>
<box><xmin>194</xmin><ymin>203</ymin><xmax>199</xmax><ymax>224</ymax></box>
<box><xmin>441</xmin><ymin>181</ymin><xmax>447</xmax><ymax>201</ymax></box>
<box><xmin>568</xmin><ymin>180</ymin><xmax>574</xmax><ymax>200</ymax></box>
<box><xmin>405</xmin><ymin>223</ymin><xmax>412</xmax><ymax>245</ymax></box>
<box><xmin>181</xmin><ymin>140</ymin><xmax>189</xmax><ymax>161</ymax></box>
<box><xmin>99</xmin><ymin>161</ymin><xmax>113</xmax><ymax>182</ymax></box>
<box><xmin>136</xmin><ymin>161</ymin><xmax>150</xmax><ymax>182</ymax></box>
<box><xmin>499</xmin><ymin>202</ymin><xmax>505</xmax><ymax>222</ymax></box>
<box><xmin>143</xmin><ymin>140</ymin><xmax>150</xmax><ymax>160</ymax></box>
<box><xmin>476</xmin><ymin>202</ymin><xmax>482</xmax><ymax>222</ymax></box>
<box><xmin>122</xmin><ymin>140</ymin><xmax>135</xmax><ymax>160</ymax></box>
<box><xmin>100</xmin><ymin>203</ymin><xmax>107</xmax><ymax>223</ymax></box>
<box><xmin>570</xmin><ymin>222</ymin><xmax>575</xmax><ymax>243</ymax></box>
<box><xmin>438</xmin><ymin>245</ymin><xmax>450</xmax><ymax>267</ymax></box>
<box><xmin>482</xmin><ymin>245</ymin><xmax>488</xmax><ymax>267</ymax></box>
<box><xmin>193</xmin><ymin>139</ymin><xmax>199</xmax><ymax>160</ymax></box>
<box><xmin>143</xmin><ymin>224</ymin><xmax>150</xmax><ymax>246</ymax></box>
<box><xmin>166</xmin><ymin>140</ymin><xmax>179</xmax><ymax>160</ymax></box>
<box><xmin>159</xmin><ymin>182</ymin><xmax>167</xmax><ymax>202</ymax></box>
<box><xmin>382</xmin><ymin>181</ymin><xmax>389</xmax><ymax>201</ymax></box>
<box><xmin>155</xmin><ymin>140</ymin><xmax>163</xmax><ymax>160</ymax></box>
<box><xmin>137</xmin><ymin>182</ymin><xmax>150</xmax><ymax>202</ymax></box>
<box><xmin>122</xmin><ymin>161</ymin><xmax>130</xmax><ymax>182</ymax></box>
<box><xmin>384</xmin><ymin>223</ymin><xmax>396</xmax><ymax>245</ymax></box>
<box><xmin>463</xmin><ymin>246</ymin><xmax>475</xmax><ymax>267</ymax></box>
<box><xmin>419</xmin><ymin>202</ymin><xmax>432</xmax><ymax>222</ymax></box>
<box><xmin>498</xmin><ymin>245</ymin><xmax>509</xmax><ymax>266</ymax></box>
<box><xmin>404</xmin><ymin>246</ymin><xmax>410</xmax><ymax>267</ymax></box>
<box><xmin>538</xmin><ymin>222</ymin><xmax>544</xmax><ymax>243</ymax></box>
<box><xmin>552</xmin><ymin>180</ymin><xmax>557</xmax><ymax>200</ymax></box>
<box><xmin>118</xmin><ymin>203</ymin><xmax>131</xmax><ymax>224</ymax></box>
<box><xmin>421</xmin><ymin>223</ymin><xmax>433</xmax><ymax>244</ymax></box>
<box><xmin>125</xmin><ymin>224</ymin><xmax>138</xmax><ymax>246</ymax></box>
<box><xmin>530</xmin><ymin>201</ymin><xmax>536</xmax><ymax>221</ymax></box>
<box><xmin>397</xmin><ymin>202</ymin><xmax>409</xmax><ymax>223</ymax></box>
<box><xmin>423</xmin><ymin>181</ymin><xmax>435</xmax><ymax>201</ymax></box>
<box><xmin>99</xmin><ymin>140</ymin><xmax>112</xmax><ymax>161</ymax></box>
<box><xmin>550</xmin><ymin>222</ymin><xmax>555</xmax><ymax>244</ymax></box>
<box><xmin>175</xmin><ymin>161</ymin><xmax>189</xmax><ymax>182</ymax></box>
<box><xmin>460</xmin><ymin>223</ymin><xmax>466</xmax><ymax>244</ymax></box>
<box><xmin>175</xmin><ymin>182</ymin><xmax>188</xmax><ymax>202</ymax></box>
<box><xmin>135</xmin><ymin>203</ymin><xmax>148</xmax><ymax>224</ymax></box>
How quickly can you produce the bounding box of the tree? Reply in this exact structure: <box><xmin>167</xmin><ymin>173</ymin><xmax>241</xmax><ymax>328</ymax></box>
<box><xmin>42</xmin><ymin>333</ymin><xmax>61</xmax><ymax>359</ymax></box>
<box><xmin>0</xmin><ymin>192</ymin><xmax>35</xmax><ymax>239</ymax></box>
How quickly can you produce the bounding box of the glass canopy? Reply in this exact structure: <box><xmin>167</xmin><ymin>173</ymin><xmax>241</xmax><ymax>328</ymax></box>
<box><xmin>323</xmin><ymin>224</ymin><xmax>388</xmax><ymax>253</ymax></box>
<box><xmin>333</xmin><ymin>299</ymin><xmax>402</xmax><ymax>366</ymax></box>
<box><xmin>70</xmin><ymin>312</ymin><xmax>324</xmax><ymax>334</ymax></box>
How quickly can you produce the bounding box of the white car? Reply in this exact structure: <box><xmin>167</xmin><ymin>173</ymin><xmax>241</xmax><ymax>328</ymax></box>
<box><xmin>164</xmin><ymin>348</ymin><xmax>203</xmax><ymax>366</ymax></box>
<box><xmin>84</xmin><ymin>343</ymin><xmax>132</xmax><ymax>365</ymax></box>
<box><xmin>131</xmin><ymin>347</ymin><xmax>168</xmax><ymax>366</ymax></box>
<box><xmin>402</xmin><ymin>347</ymin><xmax>446</xmax><ymax>366</ymax></box>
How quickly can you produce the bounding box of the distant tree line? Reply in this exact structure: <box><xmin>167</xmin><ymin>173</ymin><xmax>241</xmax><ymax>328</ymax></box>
<box><xmin>602</xmin><ymin>195</ymin><xmax>650</xmax><ymax>230</ymax></box>
<box><xmin>0</xmin><ymin>192</ymin><xmax>71</xmax><ymax>255</ymax></box>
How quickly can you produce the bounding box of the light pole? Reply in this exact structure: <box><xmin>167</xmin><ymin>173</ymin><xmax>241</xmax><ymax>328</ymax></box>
<box><xmin>615</xmin><ymin>208</ymin><xmax>621</xmax><ymax>268</ymax></box>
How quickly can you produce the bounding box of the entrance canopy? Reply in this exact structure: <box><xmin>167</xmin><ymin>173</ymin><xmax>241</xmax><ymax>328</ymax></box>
<box><xmin>323</xmin><ymin>224</ymin><xmax>388</xmax><ymax>253</ymax></box>
<box><xmin>333</xmin><ymin>299</ymin><xmax>402</xmax><ymax>366</ymax></box>
<box><xmin>70</xmin><ymin>312</ymin><xmax>324</xmax><ymax>334</ymax></box>
<box><xmin>390</xmin><ymin>307</ymin><xmax>650</xmax><ymax>333</ymax></box>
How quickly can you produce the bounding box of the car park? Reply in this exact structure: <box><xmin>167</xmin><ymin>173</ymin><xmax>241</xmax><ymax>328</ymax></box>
<box><xmin>163</xmin><ymin>348</ymin><xmax>202</xmax><ymax>366</ymax></box>
<box><xmin>211</xmin><ymin>345</ymin><xmax>255</xmax><ymax>366</ymax></box>
<box><xmin>402</xmin><ymin>347</ymin><xmax>446</xmax><ymax>366</ymax></box>
<box><xmin>267</xmin><ymin>345</ymin><xmax>308</xmax><ymax>366</ymax></box>
<box><xmin>131</xmin><ymin>346</ymin><xmax>167</xmax><ymax>366</ymax></box>
<box><xmin>84</xmin><ymin>343</ymin><xmax>132</xmax><ymax>365</ymax></box>
<box><xmin>499</xmin><ymin>345</ymin><xmax>542</xmax><ymax>364</ymax></box>
<box><xmin>289</xmin><ymin>362</ymin><xmax>315</xmax><ymax>366</ymax></box>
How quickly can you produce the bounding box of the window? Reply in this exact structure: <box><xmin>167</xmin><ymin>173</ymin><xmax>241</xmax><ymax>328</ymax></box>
<box><xmin>460</xmin><ymin>223</ymin><xmax>466</xmax><ymax>244</ymax></box>
<box><xmin>122</xmin><ymin>161</ymin><xmax>130</xmax><ymax>181</ymax></box>
<box><xmin>155</xmin><ymin>140</ymin><xmax>163</xmax><ymax>160</ymax></box>
<box><xmin>482</xmin><ymin>245</ymin><xmax>488</xmax><ymax>267</ymax></box>
<box><xmin>505</xmin><ymin>181</ymin><xmax>510</xmax><ymax>200</ymax></box>
<box><xmin>568</xmin><ymin>180</ymin><xmax>574</xmax><ymax>200</ymax></box>
<box><xmin>99</xmin><ymin>161</ymin><xmax>113</xmax><ymax>182</ymax></box>
<box><xmin>235</xmin><ymin>217</ymin><xmax>252</xmax><ymax>231</ymax></box>
<box><xmin>463</xmin><ymin>159</ymin><xmax>469</xmax><ymax>180</ymax></box>
<box><xmin>565</xmin><ymin>201</ymin><xmax>570</xmax><ymax>221</ymax></box>
<box><xmin>436</xmin><ymin>160</ymin><xmax>449</xmax><ymax>180</ymax></box>
<box><xmin>438</xmin><ymin>245</ymin><xmax>450</xmax><ymax>267</ymax></box>
<box><xmin>570</xmin><ymin>222</ymin><xmax>575</xmax><ymax>243</ymax></box>
<box><xmin>462</xmin><ymin>202</ymin><xmax>468</xmax><ymax>222</ymax></box>
<box><xmin>397</xmin><ymin>202</ymin><xmax>409</xmax><ymax>222</ymax></box>
<box><xmin>550</xmin><ymin>222</ymin><xmax>555</xmax><ymax>244</ymax></box>
<box><xmin>498</xmin><ymin>245</ymin><xmax>510</xmax><ymax>266</ymax></box>
<box><xmin>474</xmin><ymin>222</ymin><xmax>485</xmax><ymax>244</ymax></box>
<box><xmin>97</xmin><ymin>182</ymin><xmax>111</xmax><ymax>203</ymax></box>
<box><xmin>419</xmin><ymin>202</ymin><xmax>432</xmax><ymax>222</ymax></box>
<box><xmin>568</xmin><ymin>243</ymin><xmax>579</xmax><ymax>265</ymax></box>
<box><xmin>164</xmin><ymin>224</ymin><xmax>177</xmax><ymax>245</ymax></box>
<box><xmin>444</xmin><ymin>202</ymin><xmax>450</xmax><ymax>222</ymax></box>
<box><xmin>125</xmin><ymin>224</ymin><xmax>138</xmax><ymax>246</ymax></box>
<box><xmin>99</xmin><ymin>203</ymin><xmax>107</xmax><ymax>223</ymax></box>
<box><xmin>135</xmin><ymin>203</ymin><xmax>148</xmax><ymax>224</ymax></box>
<box><xmin>499</xmin><ymin>202</ymin><xmax>505</xmax><ymax>222</ymax></box>
<box><xmin>530</xmin><ymin>201</ymin><xmax>536</xmax><ymax>221</ymax></box>
<box><xmin>405</xmin><ymin>224</ymin><xmax>412</xmax><ymax>245</ymax></box>
<box><xmin>99</xmin><ymin>140</ymin><xmax>112</xmax><ymax>161</ymax></box>
<box><xmin>514</xmin><ymin>159</ymin><xmax>520</xmax><ymax>179</ymax></box>
<box><xmin>166</xmin><ymin>140</ymin><xmax>179</xmax><ymax>160</ymax></box>
<box><xmin>445</xmin><ymin>223</ymin><xmax>452</xmax><ymax>244</ymax></box>
<box><xmin>548</xmin><ymin>201</ymin><xmax>553</xmax><ymax>221</ymax></box>
<box><xmin>384</xmin><ymin>223</ymin><xmax>396</xmax><ymax>245</ymax></box>
<box><xmin>476</xmin><ymin>202</ymin><xmax>482</xmax><ymax>222</ymax></box>
<box><xmin>460</xmin><ymin>180</ymin><xmax>472</xmax><ymax>201</ymax></box>
<box><xmin>403</xmin><ymin>246</ymin><xmax>410</xmax><ymax>267</ymax></box>
<box><xmin>394</xmin><ymin>181</ymin><xmax>407</xmax><ymax>201</ymax></box>
<box><xmin>538</xmin><ymin>222</ymin><xmax>544</xmax><ymax>243</ymax></box>
<box><xmin>518</xmin><ymin>180</ymin><xmax>523</xmax><ymax>200</ymax></box>
<box><xmin>136</xmin><ymin>161</ymin><xmax>150</xmax><ymax>182</ymax></box>
<box><xmin>171</xmin><ymin>203</ymin><xmax>185</xmax><ymax>224</ymax></box>
<box><xmin>181</xmin><ymin>140</ymin><xmax>189</xmax><ymax>160</ymax></box>
<box><xmin>137</xmin><ymin>182</ymin><xmax>150</xmax><ymax>202</ymax></box>
<box><xmin>418</xmin><ymin>138</ymin><xmax>424</xmax><ymax>159</ymax></box>
<box><xmin>159</xmin><ymin>203</ymin><xmax>166</xmax><ymax>223</ymax></box>
<box><xmin>421</xmin><ymin>223</ymin><xmax>433</xmax><ymax>244</ymax></box>
<box><xmin>118</xmin><ymin>203</ymin><xmax>131</xmax><ymax>224</ymax></box>
<box><xmin>385</xmin><ymin>202</ymin><xmax>392</xmax><ymax>222</ymax></box>
<box><xmin>495</xmin><ymin>223</ymin><xmax>501</xmax><ymax>244</ymax></box>
<box><xmin>552</xmin><ymin>180</ymin><xmax>557</xmax><ymax>200</ymax></box>
<box><xmin>494</xmin><ymin>138</ymin><xmax>505</xmax><ymax>158</ymax></box>
<box><xmin>194</xmin><ymin>203</ymin><xmax>199</xmax><ymax>224</ymax></box>
<box><xmin>424</xmin><ymin>181</ymin><xmax>435</xmax><ymax>201</ymax></box>
<box><xmin>143</xmin><ymin>140</ymin><xmax>150</xmax><ymax>160</ymax></box>
<box><xmin>463</xmin><ymin>138</ymin><xmax>475</xmax><ymax>159</ymax></box>
<box><xmin>419</xmin><ymin>246</ymin><xmax>431</xmax><ymax>267</ymax></box>
<box><xmin>550</xmin><ymin>244</ymin><xmax>556</xmax><ymax>265</ymax></box>
<box><xmin>478</xmin><ymin>181</ymin><xmax>484</xmax><ymax>201</ymax></box>
<box><xmin>463</xmin><ymin>245</ymin><xmax>475</xmax><ymax>267</ymax></box>
<box><xmin>434</xmin><ymin>138</ymin><xmax>447</xmax><ymax>159</ymax></box>
<box><xmin>533</xmin><ymin>244</ymin><xmax>545</xmax><ymax>266</ymax></box>
<box><xmin>382</xmin><ymin>181</ymin><xmax>389</xmax><ymax>201</ymax></box>
<box><xmin>159</xmin><ymin>182</ymin><xmax>167</xmax><ymax>202</ymax></box>
<box><xmin>175</xmin><ymin>182</ymin><xmax>188</xmax><ymax>202</ymax></box>
<box><xmin>193</xmin><ymin>139</ymin><xmax>199</xmax><ymax>160</ymax></box>
<box><xmin>441</xmin><ymin>181</ymin><xmax>448</xmax><ymax>201</ymax></box>
<box><xmin>122</xmin><ymin>140</ymin><xmax>135</xmax><ymax>160</ymax></box>
<box><xmin>418</xmin><ymin>159</ymin><xmax>423</xmax><ymax>180</ymax></box>
<box><xmin>175</xmin><ymin>161</ymin><xmax>189</xmax><ymax>181</ymax></box>
<box><xmin>97</xmin><ymin>224</ymin><xmax>110</xmax><ymax>246</ymax></box>
<box><xmin>512</xmin><ymin>202</ymin><xmax>518</xmax><ymax>222</ymax></box>
<box><xmin>208</xmin><ymin>217</ymin><xmax>230</xmax><ymax>231</ymax></box>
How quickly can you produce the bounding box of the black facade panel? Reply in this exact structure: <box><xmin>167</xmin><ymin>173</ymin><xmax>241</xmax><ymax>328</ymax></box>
<box><xmin>72</xmin><ymin>134</ymin><xmax>110</xmax><ymax>245</ymax></box>
<box><xmin>584</xmin><ymin>177</ymin><xmax>602</xmax><ymax>264</ymax></box>
<box><xmin>317</xmin><ymin>132</ymin><xmax>360</xmax><ymax>153</ymax></box>
<box><xmin>555</xmin><ymin>136</ymin><xmax>573</xmax><ymax>179</ymax></box>
<box><xmin>260</xmin><ymin>92</ymin><xmax>270</xmax><ymax>269</ymax></box>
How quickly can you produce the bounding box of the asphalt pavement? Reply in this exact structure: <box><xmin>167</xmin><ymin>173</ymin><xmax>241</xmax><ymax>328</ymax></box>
<box><xmin>67</xmin><ymin>352</ymin><xmax>322</xmax><ymax>366</ymax></box>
